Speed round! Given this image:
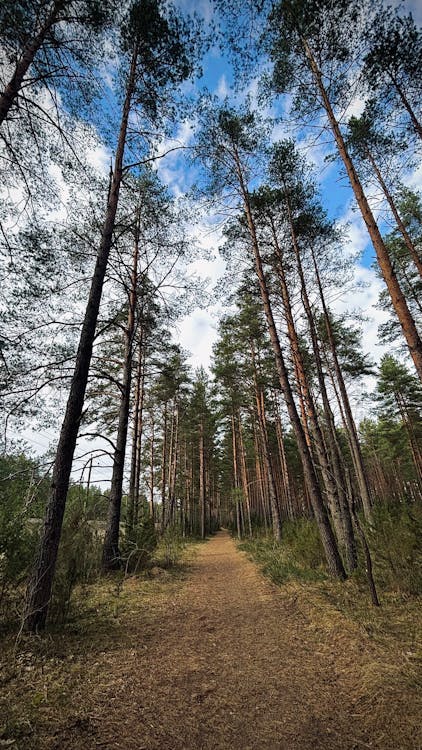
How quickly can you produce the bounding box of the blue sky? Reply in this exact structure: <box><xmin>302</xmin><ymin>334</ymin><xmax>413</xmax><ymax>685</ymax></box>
<box><xmin>18</xmin><ymin>0</ymin><xmax>422</xmax><ymax>478</ymax></box>
<box><xmin>150</xmin><ymin>0</ymin><xmax>421</xmax><ymax>382</ymax></box>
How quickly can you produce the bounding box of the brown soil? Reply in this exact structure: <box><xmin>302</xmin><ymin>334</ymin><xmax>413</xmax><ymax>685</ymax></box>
<box><xmin>3</xmin><ymin>530</ymin><xmax>421</xmax><ymax>749</ymax></box>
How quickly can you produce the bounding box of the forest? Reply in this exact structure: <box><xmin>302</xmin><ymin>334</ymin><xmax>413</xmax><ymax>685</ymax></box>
<box><xmin>0</xmin><ymin>0</ymin><xmax>421</xmax><ymax>748</ymax></box>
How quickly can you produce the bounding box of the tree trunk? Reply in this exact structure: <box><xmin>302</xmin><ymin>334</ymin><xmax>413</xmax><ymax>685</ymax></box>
<box><xmin>168</xmin><ymin>403</ymin><xmax>179</xmax><ymax>524</ymax></box>
<box><xmin>269</xmin><ymin>214</ymin><xmax>354</xmax><ymax>565</ymax></box>
<box><xmin>0</xmin><ymin>0</ymin><xmax>65</xmax><ymax>126</ymax></box>
<box><xmin>303</xmin><ymin>38</ymin><xmax>422</xmax><ymax>381</ymax></box>
<box><xmin>160</xmin><ymin>403</ymin><xmax>168</xmax><ymax>532</ymax></box>
<box><xmin>273</xmin><ymin>396</ymin><xmax>294</xmax><ymax>520</ymax></box>
<box><xmin>23</xmin><ymin>42</ymin><xmax>139</xmax><ymax>631</ymax></box>
<box><xmin>280</xmin><ymin>206</ymin><xmax>356</xmax><ymax>570</ymax></box>
<box><xmin>102</xmin><ymin>216</ymin><xmax>140</xmax><ymax>570</ymax></box>
<box><xmin>365</xmin><ymin>148</ymin><xmax>422</xmax><ymax>279</ymax></box>
<box><xmin>390</xmin><ymin>74</ymin><xmax>422</xmax><ymax>141</ymax></box>
<box><xmin>251</xmin><ymin>346</ymin><xmax>282</xmax><ymax>540</ymax></box>
<box><xmin>199</xmin><ymin>421</ymin><xmax>206</xmax><ymax>539</ymax></box>
<box><xmin>149</xmin><ymin>416</ymin><xmax>155</xmax><ymax>520</ymax></box>
<box><xmin>310</xmin><ymin>245</ymin><xmax>373</xmax><ymax>521</ymax></box>
<box><xmin>127</xmin><ymin>333</ymin><xmax>145</xmax><ymax>532</ymax></box>
<box><xmin>238</xmin><ymin>412</ymin><xmax>253</xmax><ymax>537</ymax></box>
<box><xmin>253</xmin><ymin>421</ymin><xmax>269</xmax><ymax>532</ymax></box>
<box><xmin>232</xmin><ymin>149</ymin><xmax>345</xmax><ymax>579</ymax></box>
<box><xmin>231</xmin><ymin>412</ymin><xmax>241</xmax><ymax>538</ymax></box>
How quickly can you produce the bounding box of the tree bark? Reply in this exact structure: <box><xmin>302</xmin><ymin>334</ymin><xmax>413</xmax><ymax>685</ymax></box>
<box><xmin>102</xmin><ymin>215</ymin><xmax>140</xmax><ymax>570</ymax></box>
<box><xmin>160</xmin><ymin>403</ymin><xmax>168</xmax><ymax>532</ymax></box>
<box><xmin>127</xmin><ymin>331</ymin><xmax>145</xmax><ymax>532</ymax></box>
<box><xmin>199</xmin><ymin>421</ymin><xmax>206</xmax><ymax>539</ymax></box>
<box><xmin>251</xmin><ymin>344</ymin><xmax>282</xmax><ymax>540</ymax></box>
<box><xmin>0</xmin><ymin>0</ymin><xmax>65</xmax><ymax>127</ymax></box>
<box><xmin>303</xmin><ymin>38</ymin><xmax>422</xmax><ymax>381</ymax></box>
<box><xmin>232</xmin><ymin>148</ymin><xmax>345</xmax><ymax>578</ymax></box>
<box><xmin>280</xmin><ymin>205</ymin><xmax>356</xmax><ymax>570</ymax></box>
<box><xmin>24</xmin><ymin>42</ymin><xmax>139</xmax><ymax>631</ymax></box>
<box><xmin>310</xmin><ymin>245</ymin><xmax>373</xmax><ymax>521</ymax></box>
<box><xmin>389</xmin><ymin>74</ymin><xmax>422</xmax><ymax>141</ymax></box>
<box><xmin>238</xmin><ymin>412</ymin><xmax>253</xmax><ymax>537</ymax></box>
<box><xmin>364</xmin><ymin>148</ymin><xmax>422</xmax><ymax>279</ymax></box>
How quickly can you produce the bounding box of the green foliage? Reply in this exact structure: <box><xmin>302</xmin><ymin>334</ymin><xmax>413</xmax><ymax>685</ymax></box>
<box><xmin>0</xmin><ymin>454</ymin><xmax>47</xmax><ymax>612</ymax></box>
<box><xmin>240</xmin><ymin>519</ymin><xmax>326</xmax><ymax>584</ymax></box>
<box><xmin>0</xmin><ymin>506</ymin><xmax>38</xmax><ymax>608</ymax></box>
<box><xmin>155</xmin><ymin>527</ymin><xmax>187</xmax><ymax>568</ymax></box>
<box><xmin>242</xmin><ymin>505</ymin><xmax>422</xmax><ymax>598</ymax></box>
<box><xmin>366</xmin><ymin>502</ymin><xmax>422</xmax><ymax>596</ymax></box>
<box><xmin>121</xmin><ymin>513</ymin><xmax>158</xmax><ymax>573</ymax></box>
<box><xmin>49</xmin><ymin>500</ymin><xmax>102</xmax><ymax>624</ymax></box>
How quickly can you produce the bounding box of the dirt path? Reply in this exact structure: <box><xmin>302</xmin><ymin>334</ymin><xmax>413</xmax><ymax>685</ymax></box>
<box><xmin>12</xmin><ymin>530</ymin><xmax>420</xmax><ymax>749</ymax></box>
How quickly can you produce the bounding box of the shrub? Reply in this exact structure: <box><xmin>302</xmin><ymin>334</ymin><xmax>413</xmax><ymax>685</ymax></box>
<box><xmin>49</xmin><ymin>503</ymin><xmax>102</xmax><ymax>624</ymax></box>
<box><xmin>366</xmin><ymin>501</ymin><xmax>422</xmax><ymax>596</ymax></box>
<box><xmin>0</xmin><ymin>453</ymin><xmax>45</xmax><ymax>618</ymax></box>
<box><xmin>239</xmin><ymin>519</ymin><xmax>327</xmax><ymax>585</ymax></box>
<box><xmin>156</xmin><ymin>527</ymin><xmax>186</xmax><ymax>568</ymax></box>
<box><xmin>121</xmin><ymin>515</ymin><xmax>157</xmax><ymax>573</ymax></box>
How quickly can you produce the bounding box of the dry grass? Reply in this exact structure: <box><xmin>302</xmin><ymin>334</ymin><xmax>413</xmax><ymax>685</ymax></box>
<box><xmin>1</xmin><ymin>532</ymin><xmax>421</xmax><ymax>750</ymax></box>
<box><xmin>241</xmin><ymin>537</ymin><xmax>422</xmax><ymax>750</ymax></box>
<box><xmin>0</xmin><ymin>541</ymin><xmax>199</xmax><ymax>749</ymax></box>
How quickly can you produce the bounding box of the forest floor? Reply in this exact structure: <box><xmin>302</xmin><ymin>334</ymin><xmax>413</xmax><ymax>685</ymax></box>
<box><xmin>1</xmin><ymin>529</ymin><xmax>421</xmax><ymax>750</ymax></box>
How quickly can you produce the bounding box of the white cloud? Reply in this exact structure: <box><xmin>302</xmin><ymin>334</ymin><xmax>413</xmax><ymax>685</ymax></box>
<box><xmin>86</xmin><ymin>143</ymin><xmax>111</xmax><ymax>175</ymax></box>
<box><xmin>342</xmin><ymin>95</ymin><xmax>367</xmax><ymax>121</ymax></box>
<box><xmin>177</xmin><ymin>307</ymin><xmax>218</xmax><ymax>369</ymax></box>
<box><xmin>215</xmin><ymin>74</ymin><xmax>230</xmax><ymax>100</ymax></box>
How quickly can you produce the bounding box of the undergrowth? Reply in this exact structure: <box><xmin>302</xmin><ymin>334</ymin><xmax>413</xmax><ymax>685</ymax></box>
<box><xmin>240</xmin><ymin>501</ymin><xmax>422</xmax><ymax>597</ymax></box>
<box><xmin>239</xmin><ymin>518</ymin><xmax>328</xmax><ymax>585</ymax></box>
<box><xmin>239</xmin><ymin>503</ymin><xmax>422</xmax><ymax>687</ymax></box>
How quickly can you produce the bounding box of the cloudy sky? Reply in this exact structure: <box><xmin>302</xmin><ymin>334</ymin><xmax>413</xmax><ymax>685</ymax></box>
<box><xmin>16</xmin><ymin>0</ymin><xmax>421</xmax><ymax>481</ymax></box>
<box><xmin>152</xmin><ymin>0</ymin><xmax>421</xmax><ymax>380</ymax></box>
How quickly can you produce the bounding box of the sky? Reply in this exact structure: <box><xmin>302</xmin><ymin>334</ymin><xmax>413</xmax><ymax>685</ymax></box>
<box><xmin>11</xmin><ymin>0</ymin><xmax>422</xmax><ymax>482</ymax></box>
<box><xmin>152</xmin><ymin>0</ymin><xmax>421</xmax><ymax>381</ymax></box>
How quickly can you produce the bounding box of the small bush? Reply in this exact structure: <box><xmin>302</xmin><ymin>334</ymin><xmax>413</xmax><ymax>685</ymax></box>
<box><xmin>282</xmin><ymin>518</ymin><xmax>326</xmax><ymax>570</ymax></box>
<box><xmin>366</xmin><ymin>501</ymin><xmax>422</xmax><ymax>596</ymax></box>
<box><xmin>121</xmin><ymin>515</ymin><xmax>157</xmax><ymax>573</ymax></box>
<box><xmin>49</xmin><ymin>504</ymin><xmax>102</xmax><ymax>624</ymax></box>
<box><xmin>239</xmin><ymin>519</ymin><xmax>327</xmax><ymax>585</ymax></box>
<box><xmin>155</xmin><ymin>527</ymin><xmax>186</xmax><ymax>568</ymax></box>
<box><xmin>0</xmin><ymin>506</ymin><xmax>38</xmax><ymax>612</ymax></box>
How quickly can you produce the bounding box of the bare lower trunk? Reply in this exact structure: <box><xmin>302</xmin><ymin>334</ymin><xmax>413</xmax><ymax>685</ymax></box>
<box><xmin>231</xmin><ymin>412</ymin><xmax>241</xmax><ymax>539</ymax></box>
<box><xmin>310</xmin><ymin>245</ymin><xmax>373</xmax><ymax>521</ymax></box>
<box><xmin>160</xmin><ymin>403</ymin><xmax>168</xmax><ymax>532</ymax></box>
<box><xmin>251</xmin><ymin>350</ymin><xmax>282</xmax><ymax>540</ymax></box>
<box><xmin>271</xmin><ymin>215</ymin><xmax>354</xmax><ymax>565</ymax></box>
<box><xmin>127</xmin><ymin>334</ymin><xmax>145</xmax><ymax>533</ymax></box>
<box><xmin>102</xmin><ymin>221</ymin><xmax>140</xmax><ymax>570</ymax></box>
<box><xmin>282</xmin><ymin>207</ymin><xmax>356</xmax><ymax>570</ymax></box>
<box><xmin>168</xmin><ymin>404</ymin><xmax>179</xmax><ymax>524</ymax></box>
<box><xmin>149</xmin><ymin>416</ymin><xmax>155</xmax><ymax>520</ymax></box>
<box><xmin>238</xmin><ymin>413</ymin><xmax>253</xmax><ymax>537</ymax></box>
<box><xmin>274</xmin><ymin>400</ymin><xmax>294</xmax><ymax>519</ymax></box>
<box><xmin>199</xmin><ymin>421</ymin><xmax>206</xmax><ymax>539</ymax></box>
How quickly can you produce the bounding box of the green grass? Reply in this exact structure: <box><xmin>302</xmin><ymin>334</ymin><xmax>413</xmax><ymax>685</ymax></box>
<box><xmin>239</xmin><ymin>518</ymin><xmax>328</xmax><ymax>585</ymax></box>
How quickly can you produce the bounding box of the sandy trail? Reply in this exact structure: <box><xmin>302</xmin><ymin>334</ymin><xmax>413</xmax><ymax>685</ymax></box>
<box><xmin>52</xmin><ymin>529</ymin><xmax>384</xmax><ymax>750</ymax></box>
